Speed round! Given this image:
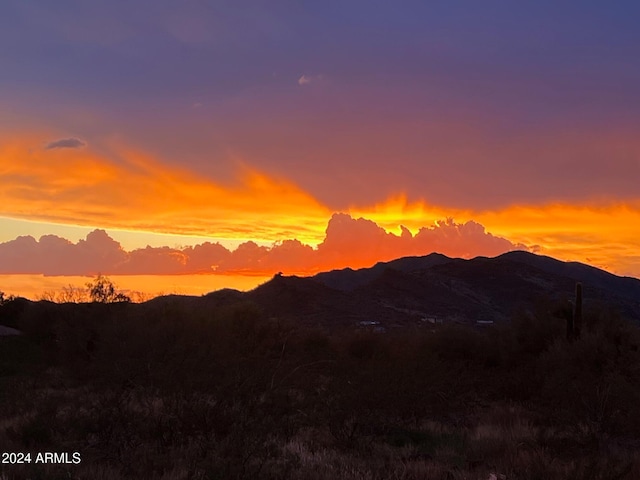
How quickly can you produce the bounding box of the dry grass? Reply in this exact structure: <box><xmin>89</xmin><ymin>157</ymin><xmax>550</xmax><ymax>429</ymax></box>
<box><xmin>1</xmin><ymin>296</ymin><xmax>639</xmax><ymax>479</ymax></box>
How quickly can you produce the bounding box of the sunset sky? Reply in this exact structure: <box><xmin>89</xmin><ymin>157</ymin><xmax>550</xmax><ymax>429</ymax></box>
<box><xmin>1</xmin><ymin>1</ymin><xmax>639</xmax><ymax>296</ymax></box>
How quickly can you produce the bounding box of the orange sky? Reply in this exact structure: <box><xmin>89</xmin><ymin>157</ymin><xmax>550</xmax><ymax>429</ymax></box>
<box><xmin>352</xmin><ymin>197</ymin><xmax>640</xmax><ymax>276</ymax></box>
<box><xmin>3</xmin><ymin>2</ymin><xmax>640</xmax><ymax>302</ymax></box>
<box><xmin>0</xmin><ymin>273</ymin><xmax>272</xmax><ymax>301</ymax></box>
<box><xmin>0</xmin><ymin>134</ymin><xmax>330</xmax><ymax>244</ymax></box>
<box><xmin>1</xmin><ymin>134</ymin><xmax>639</xmax><ymax>282</ymax></box>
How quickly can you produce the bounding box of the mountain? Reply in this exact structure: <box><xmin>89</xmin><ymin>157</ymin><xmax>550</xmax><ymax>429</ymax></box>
<box><xmin>2</xmin><ymin>251</ymin><xmax>639</xmax><ymax>331</ymax></box>
<box><xmin>200</xmin><ymin>250</ymin><xmax>639</xmax><ymax>328</ymax></box>
<box><xmin>312</xmin><ymin>253</ymin><xmax>453</xmax><ymax>291</ymax></box>
<box><xmin>307</xmin><ymin>250</ymin><xmax>640</xmax><ymax>327</ymax></box>
<box><xmin>497</xmin><ymin>251</ymin><xmax>640</xmax><ymax>300</ymax></box>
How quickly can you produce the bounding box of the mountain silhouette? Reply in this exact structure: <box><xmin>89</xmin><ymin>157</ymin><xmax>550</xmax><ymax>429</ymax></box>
<box><xmin>2</xmin><ymin>251</ymin><xmax>639</xmax><ymax>331</ymax></box>
<box><xmin>213</xmin><ymin>250</ymin><xmax>640</xmax><ymax>328</ymax></box>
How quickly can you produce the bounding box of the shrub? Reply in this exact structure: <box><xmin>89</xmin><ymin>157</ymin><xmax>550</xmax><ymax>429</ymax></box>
<box><xmin>0</xmin><ymin>290</ymin><xmax>16</xmax><ymax>306</ymax></box>
<box><xmin>87</xmin><ymin>275</ymin><xmax>131</xmax><ymax>303</ymax></box>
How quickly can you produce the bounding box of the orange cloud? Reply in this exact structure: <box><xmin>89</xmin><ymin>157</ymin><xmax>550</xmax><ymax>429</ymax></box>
<box><xmin>351</xmin><ymin>196</ymin><xmax>640</xmax><ymax>277</ymax></box>
<box><xmin>0</xmin><ymin>135</ymin><xmax>330</xmax><ymax>244</ymax></box>
<box><xmin>0</xmin><ymin>214</ymin><xmax>527</xmax><ymax>277</ymax></box>
<box><xmin>2</xmin><ymin>133</ymin><xmax>640</xmax><ymax>279</ymax></box>
<box><xmin>474</xmin><ymin>201</ymin><xmax>640</xmax><ymax>276</ymax></box>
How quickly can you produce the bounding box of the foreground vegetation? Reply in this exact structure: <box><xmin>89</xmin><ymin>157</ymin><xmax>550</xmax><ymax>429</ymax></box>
<box><xmin>1</xmin><ymin>294</ymin><xmax>639</xmax><ymax>479</ymax></box>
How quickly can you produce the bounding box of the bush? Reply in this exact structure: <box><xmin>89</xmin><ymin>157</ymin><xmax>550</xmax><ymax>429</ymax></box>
<box><xmin>87</xmin><ymin>275</ymin><xmax>131</xmax><ymax>303</ymax></box>
<box><xmin>0</xmin><ymin>290</ymin><xmax>16</xmax><ymax>306</ymax></box>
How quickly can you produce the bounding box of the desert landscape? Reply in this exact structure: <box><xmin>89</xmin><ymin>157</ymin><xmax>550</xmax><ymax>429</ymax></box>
<box><xmin>1</xmin><ymin>252</ymin><xmax>640</xmax><ymax>479</ymax></box>
<box><xmin>2</xmin><ymin>1</ymin><xmax>639</xmax><ymax>478</ymax></box>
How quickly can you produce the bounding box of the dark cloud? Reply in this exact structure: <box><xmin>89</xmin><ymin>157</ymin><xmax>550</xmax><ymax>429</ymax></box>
<box><xmin>0</xmin><ymin>215</ymin><xmax>530</xmax><ymax>276</ymax></box>
<box><xmin>44</xmin><ymin>137</ymin><xmax>86</xmax><ymax>150</ymax></box>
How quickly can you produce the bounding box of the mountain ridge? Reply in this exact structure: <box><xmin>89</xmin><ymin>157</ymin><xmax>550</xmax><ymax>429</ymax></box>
<box><xmin>2</xmin><ymin>251</ymin><xmax>639</xmax><ymax>331</ymax></box>
<box><xmin>238</xmin><ymin>250</ymin><xmax>640</xmax><ymax>327</ymax></box>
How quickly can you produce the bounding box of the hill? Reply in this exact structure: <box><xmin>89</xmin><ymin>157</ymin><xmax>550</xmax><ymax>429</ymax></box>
<box><xmin>167</xmin><ymin>250</ymin><xmax>640</xmax><ymax>328</ymax></box>
<box><xmin>2</xmin><ymin>251</ymin><xmax>639</xmax><ymax>331</ymax></box>
<box><xmin>1</xmin><ymin>251</ymin><xmax>640</xmax><ymax>479</ymax></box>
<box><xmin>293</xmin><ymin>250</ymin><xmax>639</xmax><ymax>328</ymax></box>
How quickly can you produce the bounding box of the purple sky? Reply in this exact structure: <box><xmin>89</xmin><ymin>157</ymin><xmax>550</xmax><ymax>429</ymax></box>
<box><xmin>1</xmin><ymin>1</ymin><xmax>639</xmax><ymax>285</ymax></box>
<box><xmin>2</xmin><ymin>1</ymin><xmax>639</xmax><ymax>209</ymax></box>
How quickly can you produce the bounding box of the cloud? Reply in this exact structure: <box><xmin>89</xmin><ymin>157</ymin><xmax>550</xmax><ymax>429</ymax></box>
<box><xmin>0</xmin><ymin>229</ymin><xmax>126</xmax><ymax>276</ymax></box>
<box><xmin>315</xmin><ymin>213</ymin><xmax>527</xmax><ymax>271</ymax></box>
<box><xmin>2</xmin><ymin>209</ymin><xmax>639</xmax><ymax>280</ymax></box>
<box><xmin>0</xmin><ymin>136</ymin><xmax>331</xmax><ymax>245</ymax></box>
<box><xmin>183</xmin><ymin>242</ymin><xmax>231</xmax><ymax>272</ymax></box>
<box><xmin>44</xmin><ymin>137</ymin><xmax>86</xmax><ymax>150</ymax></box>
<box><xmin>413</xmin><ymin>218</ymin><xmax>527</xmax><ymax>259</ymax></box>
<box><xmin>298</xmin><ymin>74</ymin><xmax>325</xmax><ymax>86</ymax></box>
<box><xmin>0</xmin><ymin>215</ymin><xmax>530</xmax><ymax>277</ymax></box>
<box><xmin>119</xmin><ymin>246</ymin><xmax>188</xmax><ymax>275</ymax></box>
<box><xmin>316</xmin><ymin>213</ymin><xmax>405</xmax><ymax>268</ymax></box>
<box><xmin>2</xmin><ymin>135</ymin><xmax>640</xmax><ymax>278</ymax></box>
<box><xmin>298</xmin><ymin>75</ymin><xmax>311</xmax><ymax>85</ymax></box>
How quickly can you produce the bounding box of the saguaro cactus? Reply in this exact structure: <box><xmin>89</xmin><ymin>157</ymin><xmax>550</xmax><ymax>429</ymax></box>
<box><xmin>573</xmin><ymin>282</ymin><xmax>583</xmax><ymax>339</ymax></box>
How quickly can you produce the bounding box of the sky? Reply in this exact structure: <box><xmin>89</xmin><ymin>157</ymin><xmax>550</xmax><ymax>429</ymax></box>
<box><xmin>1</xmin><ymin>1</ymin><xmax>639</xmax><ymax>295</ymax></box>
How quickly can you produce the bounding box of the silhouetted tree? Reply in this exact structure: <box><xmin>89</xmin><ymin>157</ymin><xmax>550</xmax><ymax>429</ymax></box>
<box><xmin>86</xmin><ymin>275</ymin><xmax>131</xmax><ymax>303</ymax></box>
<box><xmin>0</xmin><ymin>290</ymin><xmax>15</xmax><ymax>306</ymax></box>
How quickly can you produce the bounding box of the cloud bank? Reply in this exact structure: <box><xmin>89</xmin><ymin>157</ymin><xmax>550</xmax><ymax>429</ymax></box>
<box><xmin>0</xmin><ymin>214</ymin><xmax>528</xmax><ymax>277</ymax></box>
<box><xmin>2</xmin><ymin>135</ymin><xmax>639</xmax><ymax>278</ymax></box>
